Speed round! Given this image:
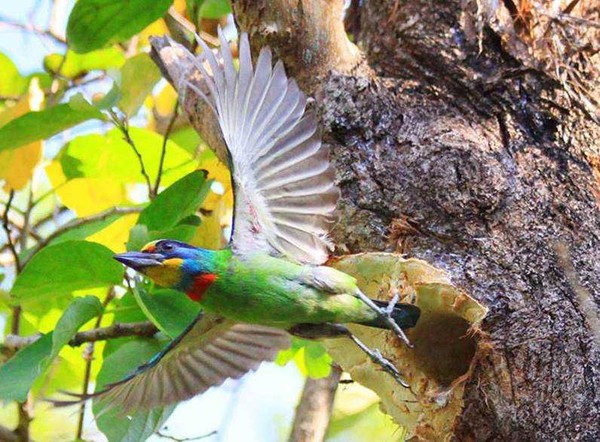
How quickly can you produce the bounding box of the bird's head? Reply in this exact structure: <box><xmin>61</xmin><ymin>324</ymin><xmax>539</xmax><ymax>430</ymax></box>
<box><xmin>113</xmin><ymin>240</ymin><xmax>216</xmax><ymax>299</ymax></box>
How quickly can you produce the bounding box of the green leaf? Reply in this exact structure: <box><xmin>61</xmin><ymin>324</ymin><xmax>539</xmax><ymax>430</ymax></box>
<box><xmin>11</xmin><ymin>241</ymin><xmax>123</xmax><ymax>303</ymax></box>
<box><xmin>52</xmin><ymin>60</ymin><xmax>113</xmax><ymax>82</ymax></box>
<box><xmin>126</xmin><ymin>224</ymin><xmax>150</xmax><ymax>252</ymax></box>
<box><xmin>0</xmin><ymin>53</ymin><xmax>28</xmax><ymax>96</ymax></box>
<box><xmin>133</xmin><ymin>286</ymin><xmax>200</xmax><ymax>338</ymax></box>
<box><xmin>276</xmin><ymin>338</ymin><xmax>332</xmax><ymax>378</ymax></box>
<box><xmin>44</xmin><ymin>48</ymin><xmax>125</xmax><ymax>78</ymax></box>
<box><xmin>0</xmin><ymin>334</ymin><xmax>53</xmax><ymax>402</ymax></box>
<box><xmin>51</xmin><ymin>296</ymin><xmax>103</xmax><ymax>359</ymax></box>
<box><xmin>0</xmin><ymin>94</ymin><xmax>105</xmax><ymax>153</ymax></box>
<box><xmin>67</xmin><ymin>0</ymin><xmax>173</xmax><ymax>53</ymax></box>
<box><xmin>0</xmin><ymin>297</ymin><xmax>102</xmax><ymax>402</ymax></box>
<box><xmin>187</xmin><ymin>0</ymin><xmax>231</xmax><ymax>19</ymax></box>
<box><xmin>327</xmin><ymin>403</ymin><xmax>405</xmax><ymax>441</ymax></box>
<box><xmin>170</xmin><ymin>127</ymin><xmax>203</xmax><ymax>155</ymax></box>
<box><xmin>94</xmin><ymin>338</ymin><xmax>175</xmax><ymax>441</ymax></box>
<box><xmin>48</xmin><ymin>213</ymin><xmax>128</xmax><ymax>245</ymax></box>
<box><xmin>138</xmin><ymin>170</ymin><xmax>210</xmax><ymax>231</ymax></box>
<box><xmin>59</xmin><ymin>127</ymin><xmax>196</xmax><ymax>186</ymax></box>
<box><xmin>117</xmin><ymin>53</ymin><xmax>161</xmax><ymax>116</ymax></box>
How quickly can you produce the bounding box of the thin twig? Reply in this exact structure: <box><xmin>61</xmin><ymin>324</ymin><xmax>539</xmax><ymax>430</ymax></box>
<box><xmin>2</xmin><ymin>190</ymin><xmax>21</xmax><ymax>273</ymax></box>
<box><xmin>109</xmin><ymin>110</ymin><xmax>154</xmax><ymax>199</ymax></box>
<box><xmin>21</xmin><ymin>206</ymin><xmax>142</xmax><ymax>268</ymax></box>
<box><xmin>19</xmin><ymin>187</ymin><xmax>34</xmax><ymax>250</ymax></box>
<box><xmin>154</xmin><ymin>101</ymin><xmax>179</xmax><ymax>196</ymax></box>
<box><xmin>76</xmin><ymin>288</ymin><xmax>116</xmax><ymax>440</ymax></box>
<box><xmin>0</xmin><ymin>17</ymin><xmax>67</xmax><ymax>44</ymax></box>
<box><xmin>2</xmin><ymin>321</ymin><xmax>159</xmax><ymax>352</ymax></box>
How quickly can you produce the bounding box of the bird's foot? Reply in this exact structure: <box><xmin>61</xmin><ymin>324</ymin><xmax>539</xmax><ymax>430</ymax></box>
<box><xmin>383</xmin><ymin>289</ymin><xmax>400</xmax><ymax>315</ymax></box>
<box><xmin>348</xmin><ymin>333</ymin><xmax>409</xmax><ymax>387</ymax></box>
<box><xmin>354</xmin><ymin>289</ymin><xmax>413</xmax><ymax>348</ymax></box>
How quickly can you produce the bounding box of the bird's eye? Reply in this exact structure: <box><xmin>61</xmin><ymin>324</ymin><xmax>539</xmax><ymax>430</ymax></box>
<box><xmin>161</xmin><ymin>242</ymin><xmax>173</xmax><ymax>251</ymax></box>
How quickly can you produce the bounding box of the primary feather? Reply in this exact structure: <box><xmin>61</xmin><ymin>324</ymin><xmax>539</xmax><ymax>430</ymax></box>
<box><xmin>68</xmin><ymin>312</ymin><xmax>290</xmax><ymax>413</ymax></box>
<box><xmin>187</xmin><ymin>30</ymin><xmax>339</xmax><ymax>265</ymax></box>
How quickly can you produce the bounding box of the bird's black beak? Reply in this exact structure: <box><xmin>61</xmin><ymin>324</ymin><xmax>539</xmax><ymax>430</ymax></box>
<box><xmin>113</xmin><ymin>252</ymin><xmax>164</xmax><ymax>271</ymax></box>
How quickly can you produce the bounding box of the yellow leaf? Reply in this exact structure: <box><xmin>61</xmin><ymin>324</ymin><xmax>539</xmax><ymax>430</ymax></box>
<box><xmin>55</xmin><ymin>178</ymin><xmax>128</xmax><ymax>217</ymax></box>
<box><xmin>137</xmin><ymin>19</ymin><xmax>169</xmax><ymax>47</ymax></box>
<box><xmin>87</xmin><ymin>213</ymin><xmax>139</xmax><ymax>252</ymax></box>
<box><xmin>0</xmin><ymin>141</ymin><xmax>42</xmax><ymax>191</ymax></box>
<box><xmin>200</xmin><ymin>156</ymin><xmax>233</xmax><ymax>211</ymax></box>
<box><xmin>0</xmin><ymin>80</ymin><xmax>44</xmax><ymax>191</ymax></box>
<box><xmin>153</xmin><ymin>83</ymin><xmax>178</xmax><ymax>117</ymax></box>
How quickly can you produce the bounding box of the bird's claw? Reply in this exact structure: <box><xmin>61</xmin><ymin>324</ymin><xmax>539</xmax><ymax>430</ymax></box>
<box><xmin>355</xmin><ymin>289</ymin><xmax>413</xmax><ymax>348</ymax></box>
<box><xmin>369</xmin><ymin>348</ymin><xmax>409</xmax><ymax>387</ymax></box>
<box><xmin>383</xmin><ymin>290</ymin><xmax>400</xmax><ymax>315</ymax></box>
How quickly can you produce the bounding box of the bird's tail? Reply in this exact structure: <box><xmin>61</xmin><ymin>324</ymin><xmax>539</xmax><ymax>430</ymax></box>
<box><xmin>359</xmin><ymin>300</ymin><xmax>421</xmax><ymax>330</ymax></box>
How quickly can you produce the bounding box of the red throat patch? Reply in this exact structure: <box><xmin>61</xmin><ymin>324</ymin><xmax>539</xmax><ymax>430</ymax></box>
<box><xmin>186</xmin><ymin>273</ymin><xmax>217</xmax><ymax>302</ymax></box>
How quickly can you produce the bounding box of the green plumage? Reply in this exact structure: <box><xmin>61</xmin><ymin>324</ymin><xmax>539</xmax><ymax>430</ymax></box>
<box><xmin>200</xmin><ymin>250</ymin><xmax>377</xmax><ymax>328</ymax></box>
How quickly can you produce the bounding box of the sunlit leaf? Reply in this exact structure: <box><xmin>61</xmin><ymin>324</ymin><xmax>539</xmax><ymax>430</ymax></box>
<box><xmin>58</xmin><ymin>127</ymin><xmax>196</xmax><ymax>187</ymax></box>
<box><xmin>44</xmin><ymin>48</ymin><xmax>125</xmax><ymax>78</ymax></box>
<box><xmin>187</xmin><ymin>0</ymin><xmax>231</xmax><ymax>19</ymax></box>
<box><xmin>11</xmin><ymin>241</ymin><xmax>123</xmax><ymax>303</ymax></box>
<box><xmin>0</xmin><ymin>81</ymin><xmax>44</xmax><ymax>191</ymax></box>
<box><xmin>0</xmin><ymin>142</ymin><xmax>42</xmax><ymax>191</ymax></box>
<box><xmin>0</xmin><ymin>52</ymin><xmax>28</xmax><ymax>96</ymax></box>
<box><xmin>57</xmin><ymin>177</ymin><xmax>128</xmax><ymax>216</ymax></box>
<box><xmin>67</xmin><ymin>0</ymin><xmax>173</xmax><ymax>53</ymax></box>
<box><xmin>94</xmin><ymin>338</ymin><xmax>175</xmax><ymax>441</ymax></box>
<box><xmin>0</xmin><ymin>94</ymin><xmax>105</xmax><ymax>153</ymax></box>
<box><xmin>170</xmin><ymin>126</ymin><xmax>202</xmax><ymax>155</ymax></box>
<box><xmin>87</xmin><ymin>213</ymin><xmax>139</xmax><ymax>252</ymax></box>
<box><xmin>117</xmin><ymin>53</ymin><xmax>162</xmax><ymax>116</ymax></box>
<box><xmin>138</xmin><ymin>170</ymin><xmax>210</xmax><ymax>231</ymax></box>
<box><xmin>276</xmin><ymin>338</ymin><xmax>332</xmax><ymax>378</ymax></box>
<box><xmin>48</xmin><ymin>212</ymin><xmax>129</xmax><ymax>245</ymax></box>
<box><xmin>327</xmin><ymin>403</ymin><xmax>404</xmax><ymax>442</ymax></box>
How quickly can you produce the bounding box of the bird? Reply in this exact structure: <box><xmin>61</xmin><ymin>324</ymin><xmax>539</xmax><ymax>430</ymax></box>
<box><xmin>58</xmin><ymin>29</ymin><xmax>421</xmax><ymax>414</ymax></box>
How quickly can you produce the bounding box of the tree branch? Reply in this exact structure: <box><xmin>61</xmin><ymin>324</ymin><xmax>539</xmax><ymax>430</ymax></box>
<box><xmin>232</xmin><ymin>0</ymin><xmax>367</xmax><ymax>94</ymax></box>
<box><xmin>0</xmin><ymin>423</ymin><xmax>19</xmax><ymax>442</ymax></box>
<box><xmin>2</xmin><ymin>190</ymin><xmax>21</xmax><ymax>273</ymax></box>
<box><xmin>2</xmin><ymin>321</ymin><xmax>159</xmax><ymax>352</ymax></box>
<box><xmin>289</xmin><ymin>365</ymin><xmax>342</xmax><ymax>442</ymax></box>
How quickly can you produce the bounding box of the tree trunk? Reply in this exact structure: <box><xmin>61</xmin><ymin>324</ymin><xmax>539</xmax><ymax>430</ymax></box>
<box><xmin>232</xmin><ymin>0</ymin><xmax>600</xmax><ymax>440</ymax></box>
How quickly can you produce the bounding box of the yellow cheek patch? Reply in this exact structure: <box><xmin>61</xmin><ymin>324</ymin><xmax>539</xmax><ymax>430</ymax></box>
<box><xmin>144</xmin><ymin>258</ymin><xmax>184</xmax><ymax>287</ymax></box>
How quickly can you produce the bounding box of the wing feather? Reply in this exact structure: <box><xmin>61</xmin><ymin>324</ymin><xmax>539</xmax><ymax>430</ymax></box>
<box><xmin>187</xmin><ymin>31</ymin><xmax>339</xmax><ymax>264</ymax></box>
<box><xmin>57</xmin><ymin>313</ymin><xmax>290</xmax><ymax>414</ymax></box>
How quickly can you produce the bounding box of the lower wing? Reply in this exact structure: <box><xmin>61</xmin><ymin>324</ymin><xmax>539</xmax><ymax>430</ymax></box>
<box><xmin>55</xmin><ymin>312</ymin><xmax>291</xmax><ymax>414</ymax></box>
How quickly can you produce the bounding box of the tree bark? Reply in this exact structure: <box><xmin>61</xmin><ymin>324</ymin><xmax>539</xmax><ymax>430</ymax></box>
<box><xmin>232</xmin><ymin>0</ymin><xmax>600</xmax><ymax>440</ymax></box>
<box><xmin>288</xmin><ymin>366</ymin><xmax>342</xmax><ymax>442</ymax></box>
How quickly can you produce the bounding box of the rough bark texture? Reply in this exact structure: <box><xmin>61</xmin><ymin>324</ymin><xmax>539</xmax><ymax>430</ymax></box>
<box><xmin>232</xmin><ymin>0</ymin><xmax>600</xmax><ymax>440</ymax></box>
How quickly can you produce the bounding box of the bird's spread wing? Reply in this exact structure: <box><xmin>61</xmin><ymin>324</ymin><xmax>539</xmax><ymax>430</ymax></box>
<box><xmin>59</xmin><ymin>312</ymin><xmax>290</xmax><ymax>413</ymax></box>
<box><xmin>187</xmin><ymin>30</ymin><xmax>339</xmax><ymax>264</ymax></box>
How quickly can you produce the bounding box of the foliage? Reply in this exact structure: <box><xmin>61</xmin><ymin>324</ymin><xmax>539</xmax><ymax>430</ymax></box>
<box><xmin>0</xmin><ymin>1</ymin><xmax>398</xmax><ymax>441</ymax></box>
<box><xmin>0</xmin><ymin>1</ymin><xmax>233</xmax><ymax>440</ymax></box>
